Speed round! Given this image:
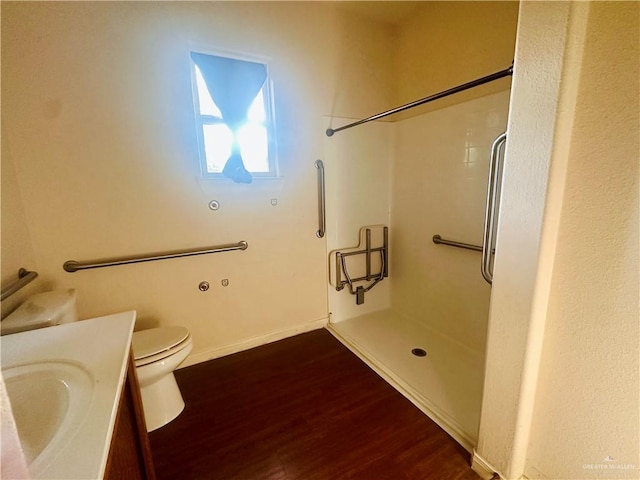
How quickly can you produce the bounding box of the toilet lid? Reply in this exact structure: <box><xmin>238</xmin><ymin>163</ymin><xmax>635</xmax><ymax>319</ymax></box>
<box><xmin>133</xmin><ymin>326</ymin><xmax>190</xmax><ymax>360</ymax></box>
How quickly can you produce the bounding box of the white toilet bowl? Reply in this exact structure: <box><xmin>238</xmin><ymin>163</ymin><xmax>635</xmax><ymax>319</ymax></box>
<box><xmin>132</xmin><ymin>326</ymin><xmax>193</xmax><ymax>432</ymax></box>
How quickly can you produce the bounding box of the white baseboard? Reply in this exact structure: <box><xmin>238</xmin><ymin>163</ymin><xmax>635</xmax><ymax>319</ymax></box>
<box><xmin>179</xmin><ymin>317</ymin><xmax>328</xmax><ymax>368</ymax></box>
<box><xmin>472</xmin><ymin>451</ymin><xmax>501</xmax><ymax>479</ymax></box>
<box><xmin>471</xmin><ymin>451</ymin><xmax>531</xmax><ymax>480</ymax></box>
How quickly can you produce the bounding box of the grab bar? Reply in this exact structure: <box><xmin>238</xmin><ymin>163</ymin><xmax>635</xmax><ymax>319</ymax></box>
<box><xmin>433</xmin><ymin>235</ymin><xmax>482</xmax><ymax>252</ymax></box>
<box><xmin>63</xmin><ymin>241</ymin><xmax>248</xmax><ymax>273</ymax></box>
<box><xmin>482</xmin><ymin>132</ymin><xmax>507</xmax><ymax>284</ymax></box>
<box><xmin>315</xmin><ymin>159</ymin><xmax>326</xmax><ymax>238</ymax></box>
<box><xmin>433</xmin><ymin>235</ymin><xmax>495</xmax><ymax>254</ymax></box>
<box><xmin>1</xmin><ymin>268</ymin><xmax>38</xmax><ymax>301</ymax></box>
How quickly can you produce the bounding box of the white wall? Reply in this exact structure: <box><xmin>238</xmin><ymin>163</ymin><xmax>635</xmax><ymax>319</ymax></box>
<box><xmin>391</xmin><ymin>91</ymin><xmax>510</xmax><ymax>354</ymax></box>
<box><xmin>324</xmin><ymin>118</ymin><xmax>393</xmax><ymax>322</ymax></box>
<box><xmin>1</xmin><ymin>2</ymin><xmax>395</xmax><ymax>364</ymax></box>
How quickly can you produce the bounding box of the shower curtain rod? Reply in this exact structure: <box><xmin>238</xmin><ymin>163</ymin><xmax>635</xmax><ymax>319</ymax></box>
<box><xmin>326</xmin><ymin>63</ymin><xmax>513</xmax><ymax>137</ymax></box>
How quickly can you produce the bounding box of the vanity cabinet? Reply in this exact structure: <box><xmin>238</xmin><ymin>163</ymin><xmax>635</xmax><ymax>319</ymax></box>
<box><xmin>105</xmin><ymin>352</ymin><xmax>156</xmax><ymax>480</ymax></box>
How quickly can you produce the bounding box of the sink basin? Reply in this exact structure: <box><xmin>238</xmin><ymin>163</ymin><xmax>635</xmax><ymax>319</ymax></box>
<box><xmin>1</xmin><ymin>311</ymin><xmax>136</xmax><ymax>479</ymax></box>
<box><xmin>2</xmin><ymin>361</ymin><xmax>94</xmax><ymax>476</ymax></box>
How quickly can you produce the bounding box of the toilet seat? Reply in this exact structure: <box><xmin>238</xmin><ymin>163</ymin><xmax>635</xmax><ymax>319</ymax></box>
<box><xmin>133</xmin><ymin>326</ymin><xmax>192</xmax><ymax>367</ymax></box>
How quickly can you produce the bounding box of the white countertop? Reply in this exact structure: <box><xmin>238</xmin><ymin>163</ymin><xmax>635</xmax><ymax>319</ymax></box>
<box><xmin>1</xmin><ymin>311</ymin><xmax>136</xmax><ymax>479</ymax></box>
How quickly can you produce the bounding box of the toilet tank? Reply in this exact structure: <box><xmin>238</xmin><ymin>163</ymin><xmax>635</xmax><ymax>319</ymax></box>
<box><xmin>1</xmin><ymin>289</ymin><xmax>78</xmax><ymax>336</ymax></box>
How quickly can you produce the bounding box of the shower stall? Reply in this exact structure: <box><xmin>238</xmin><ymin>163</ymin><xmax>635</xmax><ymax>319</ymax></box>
<box><xmin>322</xmin><ymin>77</ymin><xmax>511</xmax><ymax>452</ymax></box>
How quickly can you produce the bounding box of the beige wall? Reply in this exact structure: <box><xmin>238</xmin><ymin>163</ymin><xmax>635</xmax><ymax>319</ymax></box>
<box><xmin>476</xmin><ymin>3</ymin><xmax>578</xmax><ymax>476</ymax></box>
<box><xmin>1</xmin><ymin>2</ymin><xmax>395</xmax><ymax>364</ymax></box>
<box><xmin>0</xmin><ymin>136</ymin><xmax>42</xmax><ymax>318</ymax></box>
<box><xmin>394</xmin><ymin>1</ymin><xmax>519</xmax><ymax>119</ymax></box>
<box><xmin>477</xmin><ymin>2</ymin><xmax>639</xmax><ymax>479</ymax></box>
<box><xmin>525</xmin><ymin>2</ymin><xmax>639</xmax><ymax>478</ymax></box>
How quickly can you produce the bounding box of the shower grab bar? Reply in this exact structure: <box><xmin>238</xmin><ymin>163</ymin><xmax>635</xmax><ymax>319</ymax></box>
<box><xmin>326</xmin><ymin>63</ymin><xmax>513</xmax><ymax>136</ymax></box>
<box><xmin>433</xmin><ymin>235</ymin><xmax>495</xmax><ymax>254</ymax></box>
<box><xmin>482</xmin><ymin>132</ymin><xmax>507</xmax><ymax>284</ymax></box>
<box><xmin>433</xmin><ymin>235</ymin><xmax>482</xmax><ymax>252</ymax></box>
<box><xmin>1</xmin><ymin>268</ymin><xmax>38</xmax><ymax>301</ymax></box>
<box><xmin>63</xmin><ymin>241</ymin><xmax>248</xmax><ymax>273</ymax></box>
<box><xmin>315</xmin><ymin>159</ymin><xmax>326</xmax><ymax>238</ymax></box>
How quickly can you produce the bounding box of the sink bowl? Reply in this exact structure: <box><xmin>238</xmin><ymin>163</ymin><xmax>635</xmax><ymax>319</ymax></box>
<box><xmin>2</xmin><ymin>361</ymin><xmax>94</xmax><ymax>476</ymax></box>
<box><xmin>1</xmin><ymin>312</ymin><xmax>135</xmax><ymax>479</ymax></box>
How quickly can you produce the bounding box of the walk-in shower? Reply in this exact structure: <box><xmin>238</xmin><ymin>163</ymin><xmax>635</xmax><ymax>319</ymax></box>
<box><xmin>322</xmin><ymin>68</ymin><xmax>512</xmax><ymax>451</ymax></box>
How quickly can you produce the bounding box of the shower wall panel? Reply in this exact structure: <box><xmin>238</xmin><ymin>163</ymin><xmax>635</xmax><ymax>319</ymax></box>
<box><xmin>391</xmin><ymin>91</ymin><xmax>511</xmax><ymax>355</ymax></box>
<box><xmin>324</xmin><ymin>118</ymin><xmax>394</xmax><ymax>323</ymax></box>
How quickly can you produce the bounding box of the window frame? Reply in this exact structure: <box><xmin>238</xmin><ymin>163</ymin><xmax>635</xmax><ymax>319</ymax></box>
<box><xmin>189</xmin><ymin>48</ymin><xmax>278</xmax><ymax>180</ymax></box>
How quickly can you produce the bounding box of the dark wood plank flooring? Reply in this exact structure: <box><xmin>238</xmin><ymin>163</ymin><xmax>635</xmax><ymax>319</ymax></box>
<box><xmin>149</xmin><ymin>329</ymin><xmax>479</xmax><ymax>480</ymax></box>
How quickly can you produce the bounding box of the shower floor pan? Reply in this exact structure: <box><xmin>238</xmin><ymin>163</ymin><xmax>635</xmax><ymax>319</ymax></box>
<box><xmin>327</xmin><ymin>309</ymin><xmax>484</xmax><ymax>452</ymax></box>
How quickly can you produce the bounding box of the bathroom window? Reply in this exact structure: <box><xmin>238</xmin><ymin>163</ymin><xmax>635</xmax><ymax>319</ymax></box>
<box><xmin>190</xmin><ymin>51</ymin><xmax>276</xmax><ymax>183</ymax></box>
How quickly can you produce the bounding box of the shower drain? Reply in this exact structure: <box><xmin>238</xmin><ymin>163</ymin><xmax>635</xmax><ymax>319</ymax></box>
<box><xmin>411</xmin><ymin>348</ymin><xmax>427</xmax><ymax>357</ymax></box>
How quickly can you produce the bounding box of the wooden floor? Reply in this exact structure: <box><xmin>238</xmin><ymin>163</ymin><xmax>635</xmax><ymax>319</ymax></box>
<box><xmin>149</xmin><ymin>329</ymin><xmax>480</xmax><ymax>480</ymax></box>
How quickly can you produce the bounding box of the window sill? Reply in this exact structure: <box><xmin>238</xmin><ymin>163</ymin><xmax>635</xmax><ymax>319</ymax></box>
<box><xmin>197</xmin><ymin>174</ymin><xmax>284</xmax><ymax>182</ymax></box>
<box><xmin>195</xmin><ymin>175</ymin><xmax>286</xmax><ymax>192</ymax></box>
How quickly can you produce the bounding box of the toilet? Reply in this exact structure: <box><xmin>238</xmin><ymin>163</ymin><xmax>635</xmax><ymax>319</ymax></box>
<box><xmin>1</xmin><ymin>289</ymin><xmax>193</xmax><ymax>432</ymax></box>
<box><xmin>132</xmin><ymin>325</ymin><xmax>193</xmax><ymax>432</ymax></box>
